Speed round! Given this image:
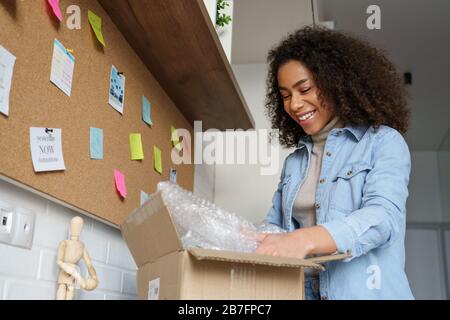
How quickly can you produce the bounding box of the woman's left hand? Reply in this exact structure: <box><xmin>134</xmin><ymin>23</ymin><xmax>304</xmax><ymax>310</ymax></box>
<box><xmin>255</xmin><ymin>226</ymin><xmax>337</xmax><ymax>259</ymax></box>
<box><xmin>255</xmin><ymin>229</ymin><xmax>315</xmax><ymax>259</ymax></box>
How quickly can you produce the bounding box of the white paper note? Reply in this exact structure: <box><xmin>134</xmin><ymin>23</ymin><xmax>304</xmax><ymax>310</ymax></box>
<box><xmin>50</xmin><ymin>39</ymin><xmax>75</xmax><ymax>96</ymax></box>
<box><xmin>0</xmin><ymin>45</ymin><xmax>16</xmax><ymax>116</ymax></box>
<box><xmin>30</xmin><ymin>127</ymin><xmax>66</xmax><ymax>172</ymax></box>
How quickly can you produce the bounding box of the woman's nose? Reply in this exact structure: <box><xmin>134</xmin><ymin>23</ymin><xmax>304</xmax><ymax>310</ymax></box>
<box><xmin>290</xmin><ymin>95</ymin><xmax>304</xmax><ymax>113</ymax></box>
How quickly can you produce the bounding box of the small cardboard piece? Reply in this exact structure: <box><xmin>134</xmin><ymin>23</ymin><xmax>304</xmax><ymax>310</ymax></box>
<box><xmin>121</xmin><ymin>191</ymin><xmax>350</xmax><ymax>300</ymax></box>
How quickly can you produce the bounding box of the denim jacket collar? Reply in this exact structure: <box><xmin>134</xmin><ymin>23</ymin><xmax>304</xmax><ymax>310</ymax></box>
<box><xmin>296</xmin><ymin>124</ymin><xmax>369</xmax><ymax>148</ymax></box>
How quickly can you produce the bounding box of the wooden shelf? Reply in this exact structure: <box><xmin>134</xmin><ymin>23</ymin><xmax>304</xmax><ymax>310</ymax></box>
<box><xmin>99</xmin><ymin>0</ymin><xmax>255</xmax><ymax>130</ymax></box>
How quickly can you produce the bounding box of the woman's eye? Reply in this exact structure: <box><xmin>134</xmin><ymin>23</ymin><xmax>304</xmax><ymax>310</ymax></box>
<box><xmin>281</xmin><ymin>95</ymin><xmax>291</xmax><ymax>100</ymax></box>
<box><xmin>300</xmin><ymin>88</ymin><xmax>311</xmax><ymax>94</ymax></box>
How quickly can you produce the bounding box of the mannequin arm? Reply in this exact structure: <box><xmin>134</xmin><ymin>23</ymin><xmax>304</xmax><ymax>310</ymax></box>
<box><xmin>82</xmin><ymin>248</ymin><xmax>99</xmax><ymax>290</ymax></box>
<box><xmin>56</xmin><ymin>240</ymin><xmax>66</xmax><ymax>267</ymax></box>
<box><xmin>58</xmin><ymin>262</ymin><xmax>86</xmax><ymax>288</ymax></box>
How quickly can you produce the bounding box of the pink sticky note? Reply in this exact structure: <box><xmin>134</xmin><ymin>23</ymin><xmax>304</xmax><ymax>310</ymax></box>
<box><xmin>48</xmin><ymin>0</ymin><xmax>63</xmax><ymax>22</ymax></box>
<box><xmin>114</xmin><ymin>170</ymin><xmax>127</xmax><ymax>198</ymax></box>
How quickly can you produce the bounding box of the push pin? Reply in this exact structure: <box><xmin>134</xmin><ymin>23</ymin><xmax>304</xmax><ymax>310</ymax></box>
<box><xmin>117</xmin><ymin>71</ymin><xmax>124</xmax><ymax>76</ymax></box>
<box><xmin>45</xmin><ymin>128</ymin><xmax>54</xmax><ymax>134</ymax></box>
<box><xmin>66</xmin><ymin>49</ymin><xmax>74</xmax><ymax>54</ymax></box>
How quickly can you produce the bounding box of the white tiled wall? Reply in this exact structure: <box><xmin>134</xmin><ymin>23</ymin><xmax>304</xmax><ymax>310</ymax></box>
<box><xmin>0</xmin><ymin>179</ymin><xmax>137</xmax><ymax>300</ymax></box>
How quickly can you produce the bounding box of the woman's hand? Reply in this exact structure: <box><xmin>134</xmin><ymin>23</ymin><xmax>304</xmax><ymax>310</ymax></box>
<box><xmin>255</xmin><ymin>226</ymin><xmax>337</xmax><ymax>259</ymax></box>
<box><xmin>255</xmin><ymin>229</ymin><xmax>315</xmax><ymax>259</ymax></box>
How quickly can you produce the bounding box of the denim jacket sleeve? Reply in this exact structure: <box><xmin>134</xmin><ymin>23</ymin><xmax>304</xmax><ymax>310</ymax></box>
<box><xmin>265</xmin><ymin>154</ymin><xmax>289</xmax><ymax>227</ymax></box>
<box><xmin>320</xmin><ymin>129</ymin><xmax>411</xmax><ymax>261</ymax></box>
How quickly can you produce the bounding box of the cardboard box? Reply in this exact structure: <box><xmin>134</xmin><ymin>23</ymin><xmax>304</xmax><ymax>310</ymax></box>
<box><xmin>121</xmin><ymin>191</ymin><xmax>350</xmax><ymax>300</ymax></box>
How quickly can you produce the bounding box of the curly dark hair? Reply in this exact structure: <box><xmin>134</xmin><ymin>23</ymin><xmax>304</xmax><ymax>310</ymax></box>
<box><xmin>266</xmin><ymin>26</ymin><xmax>410</xmax><ymax>148</ymax></box>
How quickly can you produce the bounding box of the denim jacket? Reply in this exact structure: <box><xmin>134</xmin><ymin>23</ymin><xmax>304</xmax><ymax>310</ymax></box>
<box><xmin>266</xmin><ymin>124</ymin><xmax>414</xmax><ymax>299</ymax></box>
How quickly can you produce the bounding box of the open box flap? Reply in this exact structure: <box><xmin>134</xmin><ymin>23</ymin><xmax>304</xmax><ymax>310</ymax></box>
<box><xmin>188</xmin><ymin>248</ymin><xmax>325</xmax><ymax>270</ymax></box>
<box><xmin>121</xmin><ymin>191</ymin><xmax>184</xmax><ymax>267</ymax></box>
<box><xmin>306</xmin><ymin>251</ymin><xmax>352</xmax><ymax>264</ymax></box>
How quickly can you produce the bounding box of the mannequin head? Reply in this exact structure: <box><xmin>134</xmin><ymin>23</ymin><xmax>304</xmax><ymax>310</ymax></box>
<box><xmin>70</xmin><ymin>216</ymin><xmax>84</xmax><ymax>239</ymax></box>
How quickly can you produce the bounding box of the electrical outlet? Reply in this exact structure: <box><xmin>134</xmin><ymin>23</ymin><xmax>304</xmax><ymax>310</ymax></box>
<box><xmin>12</xmin><ymin>207</ymin><xmax>35</xmax><ymax>249</ymax></box>
<box><xmin>0</xmin><ymin>200</ymin><xmax>35</xmax><ymax>249</ymax></box>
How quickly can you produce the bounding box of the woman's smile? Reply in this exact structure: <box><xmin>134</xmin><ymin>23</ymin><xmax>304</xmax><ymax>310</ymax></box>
<box><xmin>296</xmin><ymin>109</ymin><xmax>317</xmax><ymax>124</ymax></box>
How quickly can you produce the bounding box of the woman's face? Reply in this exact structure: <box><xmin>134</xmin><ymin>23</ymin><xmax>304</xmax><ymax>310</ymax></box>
<box><xmin>277</xmin><ymin>60</ymin><xmax>334</xmax><ymax>135</ymax></box>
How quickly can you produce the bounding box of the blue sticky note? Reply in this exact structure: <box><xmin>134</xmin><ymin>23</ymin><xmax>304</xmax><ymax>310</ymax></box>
<box><xmin>90</xmin><ymin>127</ymin><xmax>103</xmax><ymax>160</ymax></box>
<box><xmin>142</xmin><ymin>96</ymin><xmax>153</xmax><ymax>126</ymax></box>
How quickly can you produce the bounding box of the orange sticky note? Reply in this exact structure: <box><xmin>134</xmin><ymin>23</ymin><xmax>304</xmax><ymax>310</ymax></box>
<box><xmin>48</xmin><ymin>0</ymin><xmax>63</xmax><ymax>21</ymax></box>
<box><xmin>114</xmin><ymin>169</ymin><xmax>127</xmax><ymax>198</ymax></box>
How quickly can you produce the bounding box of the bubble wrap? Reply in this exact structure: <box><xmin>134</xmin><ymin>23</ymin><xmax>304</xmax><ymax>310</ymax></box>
<box><xmin>157</xmin><ymin>181</ymin><xmax>285</xmax><ymax>253</ymax></box>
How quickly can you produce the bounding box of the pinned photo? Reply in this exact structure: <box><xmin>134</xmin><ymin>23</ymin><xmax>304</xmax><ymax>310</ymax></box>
<box><xmin>108</xmin><ymin>65</ymin><xmax>125</xmax><ymax>114</ymax></box>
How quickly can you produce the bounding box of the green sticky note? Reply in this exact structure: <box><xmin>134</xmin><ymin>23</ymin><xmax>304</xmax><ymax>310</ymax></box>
<box><xmin>171</xmin><ymin>126</ymin><xmax>181</xmax><ymax>151</ymax></box>
<box><xmin>88</xmin><ymin>10</ymin><xmax>105</xmax><ymax>47</ymax></box>
<box><xmin>130</xmin><ymin>133</ymin><xmax>144</xmax><ymax>160</ymax></box>
<box><xmin>153</xmin><ymin>146</ymin><xmax>162</xmax><ymax>174</ymax></box>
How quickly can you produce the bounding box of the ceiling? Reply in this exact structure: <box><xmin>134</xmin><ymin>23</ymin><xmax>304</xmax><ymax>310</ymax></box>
<box><xmin>231</xmin><ymin>0</ymin><xmax>450</xmax><ymax>151</ymax></box>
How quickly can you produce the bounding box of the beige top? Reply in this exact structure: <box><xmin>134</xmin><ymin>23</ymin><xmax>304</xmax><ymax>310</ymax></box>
<box><xmin>293</xmin><ymin>117</ymin><xmax>343</xmax><ymax>277</ymax></box>
<box><xmin>293</xmin><ymin>116</ymin><xmax>343</xmax><ymax>228</ymax></box>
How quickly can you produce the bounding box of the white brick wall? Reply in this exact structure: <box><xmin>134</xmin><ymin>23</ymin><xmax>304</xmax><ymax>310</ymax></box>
<box><xmin>0</xmin><ymin>280</ymin><xmax>4</xmax><ymax>299</ymax></box>
<box><xmin>0</xmin><ymin>179</ymin><xmax>137</xmax><ymax>300</ymax></box>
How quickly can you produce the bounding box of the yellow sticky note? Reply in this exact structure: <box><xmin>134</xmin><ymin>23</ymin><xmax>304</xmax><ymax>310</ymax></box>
<box><xmin>130</xmin><ymin>133</ymin><xmax>144</xmax><ymax>160</ymax></box>
<box><xmin>171</xmin><ymin>126</ymin><xmax>181</xmax><ymax>151</ymax></box>
<box><xmin>153</xmin><ymin>146</ymin><xmax>162</xmax><ymax>174</ymax></box>
<box><xmin>88</xmin><ymin>10</ymin><xmax>105</xmax><ymax>47</ymax></box>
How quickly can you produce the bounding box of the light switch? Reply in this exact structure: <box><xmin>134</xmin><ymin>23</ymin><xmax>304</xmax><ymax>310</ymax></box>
<box><xmin>0</xmin><ymin>203</ymin><xmax>13</xmax><ymax>234</ymax></box>
<box><xmin>0</xmin><ymin>200</ymin><xmax>35</xmax><ymax>249</ymax></box>
<box><xmin>0</xmin><ymin>200</ymin><xmax>14</xmax><ymax>244</ymax></box>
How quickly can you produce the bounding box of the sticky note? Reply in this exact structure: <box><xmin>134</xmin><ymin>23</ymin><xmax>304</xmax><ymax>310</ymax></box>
<box><xmin>130</xmin><ymin>133</ymin><xmax>144</xmax><ymax>160</ymax></box>
<box><xmin>140</xmin><ymin>190</ymin><xmax>149</xmax><ymax>206</ymax></box>
<box><xmin>114</xmin><ymin>170</ymin><xmax>127</xmax><ymax>198</ymax></box>
<box><xmin>0</xmin><ymin>45</ymin><xmax>16</xmax><ymax>117</ymax></box>
<box><xmin>153</xmin><ymin>146</ymin><xmax>162</xmax><ymax>174</ymax></box>
<box><xmin>142</xmin><ymin>96</ymin><xmax>152</xmax><ymax>126</ymax></box>
<box><xmin>30</xmin><ymin>127</ymin><xmax>66</xmax><ymax>172</ymax></box>
<box><xmin>88</xmin><ymin>10</ymin><xmax>105</xmax><ymax>47</ymax></box>
<box><xmin>50</xmin><ymin>39</ymin><xmax>75</xmax><ymax>97</ymax></box>
<box><xmin>90</xmin><ymin>127</ymin><xmax>103</xmax><ymax>160</ymax></box>
<box><xmin>171</xmin><ymin>126</ymin><xmax>181</xmax><ymax>151</ymax></box>
<box><xmin>48</xmin><ymin>0</ymin><xmax>63</xmax><ymax>21</ymax></box>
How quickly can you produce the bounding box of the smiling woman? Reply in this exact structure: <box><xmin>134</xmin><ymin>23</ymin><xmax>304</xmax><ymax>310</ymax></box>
<box><xmin>259</xmin><ymin>26</ymin><xmax>413</xmax><ymax>300</ymax></box>
<box><xmin>265</xmin><ymin>26</ymin><xmax>409</xmax><ymax>148</ymax></box>
<box><xmin>277</xmin><ymin>60</ymin><xmax>335</xmax><ymax>136</ymax></box>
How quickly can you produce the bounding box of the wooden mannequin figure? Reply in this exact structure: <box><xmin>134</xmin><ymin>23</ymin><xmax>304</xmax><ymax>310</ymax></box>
<box><xmin>56</xmin><ymin>216</ymin><xmax>99</xmax><ymax>300</ymax></box>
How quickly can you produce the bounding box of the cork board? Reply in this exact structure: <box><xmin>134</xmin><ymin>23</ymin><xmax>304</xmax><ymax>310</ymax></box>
<box><xmin>0</xmin><ymin>0</ymin><xmax>194</xmax><ymax>226</ymax></box>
